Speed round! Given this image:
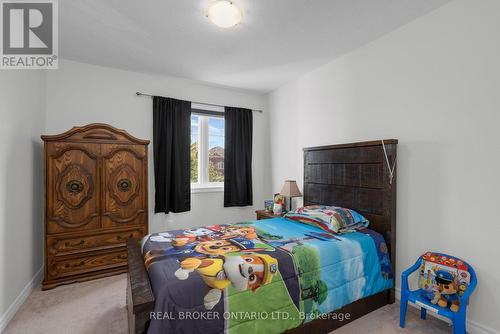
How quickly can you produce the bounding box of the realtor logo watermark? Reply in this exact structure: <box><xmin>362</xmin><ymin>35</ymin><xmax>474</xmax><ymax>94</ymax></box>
<box><xmin>1</xmin><ymin>0</ymin><xmax>58</xmax><ymax>69</ymax></box>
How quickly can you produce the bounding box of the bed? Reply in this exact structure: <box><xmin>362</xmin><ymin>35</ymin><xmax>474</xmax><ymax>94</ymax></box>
<box><xmin>127</xmin><ymin>139</ymin><xmax>398</xmax><ymax>334</ymax></box>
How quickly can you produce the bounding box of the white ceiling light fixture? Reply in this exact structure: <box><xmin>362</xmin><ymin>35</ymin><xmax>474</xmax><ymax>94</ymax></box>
<box><xmin>207</xmin><ymin>0</ymin><xmax>242</xmax><ymax>28</ymax></box>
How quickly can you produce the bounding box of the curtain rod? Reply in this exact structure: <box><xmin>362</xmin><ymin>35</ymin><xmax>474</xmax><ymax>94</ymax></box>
<box><xmin>135</xmin><ymin>92</ymin><xmax>263</xmax><ymax>113</ymax></box>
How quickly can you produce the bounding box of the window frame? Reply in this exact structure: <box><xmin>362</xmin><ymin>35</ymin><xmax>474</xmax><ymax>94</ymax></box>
<box><xmin>191</xmin><ymin>108</ymin><xmax>225</xmax><ymax>193</ymax></box>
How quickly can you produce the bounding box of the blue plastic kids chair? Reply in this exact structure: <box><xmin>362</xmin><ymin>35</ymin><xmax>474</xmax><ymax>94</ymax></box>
<box><xmin>400</xmin><ymin>252</ymin><xmax>477</xmax><ymax>334</ymax></box>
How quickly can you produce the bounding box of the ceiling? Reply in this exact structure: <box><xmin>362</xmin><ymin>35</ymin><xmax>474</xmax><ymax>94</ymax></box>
<box><xmin>60</xmin><ymin>0</ymin><xmax>450</xmax><ymax>92</ymax></box>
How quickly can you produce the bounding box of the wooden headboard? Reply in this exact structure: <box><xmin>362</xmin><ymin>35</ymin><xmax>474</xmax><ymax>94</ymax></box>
<box><xmin>303</xmin><ymin>139</ymin><xmax>397</xmax><ymax>301</ymax></box>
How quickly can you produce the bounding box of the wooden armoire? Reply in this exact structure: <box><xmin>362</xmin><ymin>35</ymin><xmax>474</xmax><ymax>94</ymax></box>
<box><xmin>41</xmin><ymin>124</ymin><xmax>149</xmax><ymax>290</ymax></box>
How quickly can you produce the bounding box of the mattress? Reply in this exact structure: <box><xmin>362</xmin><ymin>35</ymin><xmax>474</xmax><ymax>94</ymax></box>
<box><xmin>141</xmin><ymin>217</ymin><xmax>393</xmax><ymax>334</ymax></box>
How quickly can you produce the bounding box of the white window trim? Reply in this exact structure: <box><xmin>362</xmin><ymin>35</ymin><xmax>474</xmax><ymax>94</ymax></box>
<box><xmin>191</xmin><ymin>114</ymin><xmax>224</xmax><ymax>191</ymax></box>
<box><xmin>192</xmin><ymin>184</ymin><xmax>224</xmax><ymax>193</ymax></box>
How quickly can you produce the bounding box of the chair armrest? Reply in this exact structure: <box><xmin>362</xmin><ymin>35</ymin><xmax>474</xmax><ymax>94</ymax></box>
<box><xmin>401</xmin><ymin>257</ymin><xmax>422</xmax><ymax>292</ymax></box>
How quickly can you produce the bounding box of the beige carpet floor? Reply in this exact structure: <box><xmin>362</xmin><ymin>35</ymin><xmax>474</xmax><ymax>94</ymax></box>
<box><xmin>4</xmin><ymin>274</ymin><xmax>452</xmax><ymax>334</ymax></box>
<box><xmin>4</xmin><ymin>274</ymin><xmax>128</xmax><ymax>334</ymax></box>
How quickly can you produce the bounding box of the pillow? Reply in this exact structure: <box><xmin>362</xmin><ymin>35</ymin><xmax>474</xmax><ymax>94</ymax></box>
<box><xmin>284</xmin><ymin>205</ymin><xmax>369</xmax><ymax>233</ymax></box>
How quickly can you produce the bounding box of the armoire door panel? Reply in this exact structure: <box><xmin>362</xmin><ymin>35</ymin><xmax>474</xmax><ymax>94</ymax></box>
<box><xmin>46</xmin><ymin>143</ymin><xmax>101</xmax><ymax>234</ymax></box>
<box><xmin>101</xmin><ymin>144</ymin><xmax>147</xmax><ymax>228</ymax></box>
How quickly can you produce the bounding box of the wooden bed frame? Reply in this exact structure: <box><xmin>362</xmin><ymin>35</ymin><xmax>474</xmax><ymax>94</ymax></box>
<box><xmin>126</xmin><ymin>139</ymin><xmax>398</xmax><ymax>334</ymax></box>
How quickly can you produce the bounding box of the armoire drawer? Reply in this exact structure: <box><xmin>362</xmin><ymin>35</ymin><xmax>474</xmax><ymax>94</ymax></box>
<box><xmin>47</xmin><ymin>228</ymin><xmax>145</xmax><ymax>256</ymax></box>
<box><xmin>47</xmin><ymin>249</ymin><xmax>128</xmax><ymax>279</ymax></box>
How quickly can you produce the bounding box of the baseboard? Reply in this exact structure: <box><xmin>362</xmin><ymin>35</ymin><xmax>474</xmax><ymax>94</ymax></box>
<box><xmin>395</xmin><ymin>288</ymin><xmax>498</xmax><ymax>334</ymax></box>
<box><xmin>0</xmin><ymin>266</ymin><xmax>43</xmax><ymax>333</ymax></box>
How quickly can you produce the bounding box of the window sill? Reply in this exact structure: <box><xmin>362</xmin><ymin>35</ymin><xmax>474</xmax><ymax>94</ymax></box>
<box><xmin>191</xmin><ymin>185</ymin><xmax>224</xmax><ymax>194</ymax></box>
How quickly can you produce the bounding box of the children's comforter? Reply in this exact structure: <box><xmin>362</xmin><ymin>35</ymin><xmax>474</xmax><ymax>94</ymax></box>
<box><xmin>141</xmin><ymin>217</ymin><xmax>393</xmax><ymax>334</ymax></box>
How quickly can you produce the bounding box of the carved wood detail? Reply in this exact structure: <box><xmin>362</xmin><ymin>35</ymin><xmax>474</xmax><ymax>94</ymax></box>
<box><xmin>103</xmin><ymin>209</ymin><xmax>145</xmax><ymax>224</ymax></box>
<box><xmin>108</xmin><ymin>165</ymin><xmax>140</xmax><ymax>205</ymax></box>
<box><xmin>49</xmin><ymin>213</ymin><xmax>100</xmax><ymax>229</ymax></box>
<box><xmin>56</xmin><ymin>164</ymin><xmax>94</xmax><ymax>209</ymax></box>
<box><xmin>47</xmin><ymin>144</ymin><xmax>100</xmax><ymax>233</ymax></box>
<box><xmin>83</xmin><ymin>130</ymin><xmax>118</xmax><ymax>141</ymax></box>
<box><xmin>41</xmin><ymin>123</ymin><xmax>150</xmax><ymax>145</ymax></box>
<box><xmin>42</xmin><ymin>124</ymin><xmax>149</xmax><ymax>290</ymax></box>
<box><xmin>52</xmin><ymin>145</ymin><xmax>98</xmax><ymax>160</ymax></box>
<box><xmin>101</xmin><ymin>144</ymin><xmax>147</xmax><ymax>228</ymax></box>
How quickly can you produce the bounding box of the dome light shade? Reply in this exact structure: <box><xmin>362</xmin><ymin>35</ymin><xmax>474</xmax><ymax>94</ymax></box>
<box><xmin>207</xmin><ymin>1</ymin><xmax>242</xmax><ymax>28</ymax></box>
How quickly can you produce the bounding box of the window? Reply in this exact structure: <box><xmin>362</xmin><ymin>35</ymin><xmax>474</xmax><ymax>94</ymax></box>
<box><xmin>191</xmin><ymin>115</ymin><xmax>200</xmax><ymax>183</ymax></box>
<box><xmin>191</xmin><ymin>112</ymin><xmax>225</xmax><ymax>190</ymax></box>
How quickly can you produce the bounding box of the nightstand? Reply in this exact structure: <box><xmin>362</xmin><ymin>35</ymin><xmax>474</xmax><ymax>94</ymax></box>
<box><xmin>255</xmin><ymin>210</ymin><xmax>283</xmax><ymax>220</ymax></box>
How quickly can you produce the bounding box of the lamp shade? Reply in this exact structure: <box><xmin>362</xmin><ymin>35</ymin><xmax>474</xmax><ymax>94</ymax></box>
<box><xmin>280</xmin><ymin>180</ymin><xmax>302</xmax><ymax>197</ymax></box>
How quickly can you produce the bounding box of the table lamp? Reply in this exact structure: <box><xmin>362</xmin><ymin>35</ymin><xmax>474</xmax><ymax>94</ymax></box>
<box><xmin>280</xmin><ymin>180</ymin><xmax>302</xmax><ymax>212</ymax></box>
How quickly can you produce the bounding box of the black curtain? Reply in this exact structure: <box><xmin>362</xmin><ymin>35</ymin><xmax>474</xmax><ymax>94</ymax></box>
<box><xmin>224</xmin><ymin>107</ymin><xmax>253</xmax><ymax>207</ymax></box>
<box><xmin>153</xmin><ymin>96</ymin><xmax>191</xmax><ymax>213</ymax></box>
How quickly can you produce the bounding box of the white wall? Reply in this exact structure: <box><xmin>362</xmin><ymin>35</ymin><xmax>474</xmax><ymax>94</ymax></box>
<box><xmin>268</xmin><ymin>0</ymin><xmax>500</xmax><ymax>332</ymax></box>
<box><xmin>45</xmin><ymin>60</ymin><xmax>270</xmax><ymax>232</ymax></box>
<box><xmin>0</xmin><ymin>71</ymin><xmax>46</xmax><ymax>331</ymax></box>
